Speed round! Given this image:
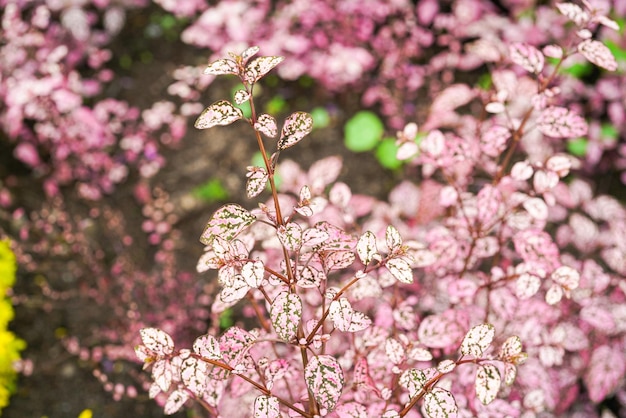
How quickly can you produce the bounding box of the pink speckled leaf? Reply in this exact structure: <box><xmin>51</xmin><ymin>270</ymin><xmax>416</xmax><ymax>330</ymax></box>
<box><xmin>270</xmin><ymin>292</ymin><xmax>302</xmax><ymax>342</ymax></box>
<box><xmin>180</xmin><ymin>356</ymin><xmax>208</xmax><ymax>396</ymax></box>
<box><xmin>461</xmin><ymin>324</ymin><xmax>495</xmax><ymax>357</ymax></box>
<box><xmin>244</xmin><ymin>55</ymin><xmax>285</xmax><ymax>84</ymax></box>
<box><xmin>195</xmin><ymin>100</ymin><xmax>243</xmax><ymax>129</ymax></box>
<box><xmin>475</xmin><ymin>364</ymin><xmax>501</xmax><ymax>405</ymax></box>
<box><xmin>385</xmin><ymin>338</ymin><xmax>406</xmax><ymax>364</ymax></box>
<box><xmin>254</xmin><ymin>395</ymin><xmax>280</xmax><ymax>418</ymax></box>
<box><xmin>234</xmin><ymin>89</ymin><xmax>250</xmax><ymax>105</ymax></box>
<box><xmin>537</xmin><ymin>106</ymin><xmax>588</xmax><ymax>138</ymax></box>
<box><xmin>302</xmin><ymin>227</ymin><xmax>330</xmax><ymax>248</ymax></box>
<box><xmin>400</xmin><ymin>368</ymin><xmax>432</xmax><ymax>399</ymax></box>
<box><xmin>163</xmin><ymin>389</ymin><xmax>189</xmax><ymax>415</ymax></box>
<box><xmin>357</xmin><ymin>231</ymin><xmax>379</xmax><ymax>266</ymax></box>
<box><xmin>556</xmin><ymin>2</ymin><xmax>589</xmax><ymax>26</ymax></box>
<box><xmin>578</xmin><ymin>40</ymin><xmax>618</xmax><ymax>71</ymax></box>
<box><xmin>386</xmin><ymin>257</ymin><xmax>413</xmax><ymax>284</ymax></box>
<box><xmin>323</xmin><ymin>250</ymin><xmax>356</xmax><ymax>271</ymax></box>
<box><xmin>423</xmin><ymin>388</ymin><xmax>458</xmax><ymax>418</ymax></box>
<box><xmin>509</xmin><ymin>43</ymin><xmax>544</xmax><ymax>73</ymax></box>
<box><xmin>584</xmin><ymin>344</ymin><xmax>626</xmax><ymax>402</ymax></box>
<box><xmin>204</xmin><ymin>58</ymin><xmax>238</xmax><ymax>76</ymax></box>
<box><xmin>219</xmin><ymin>275</ymin><xmax>250</xmax><ymax>304</ymax></box>
<box><xmin>329</xmin><ymin>298</ymin><xmax>372</xmax><ymax>333</ymax></box>
<box><xmin>193</xmin><ymin>334</ymin><xmax>221</xmax><ymax>360</ymax></box>
<box><xmin>277</xmin><ymin>222</ymin><xmax>303</xmax><ymax>251</ymax></box>
<box><xmin>499</xmin><ymin>336</ymin><xmax>523</xmax><ymax>361</ymax></box>
<box><xmin>152</xmin><ymin>359</ymin><xmax>173</xmax><ymax>392</ymax></box>
<box><xmin>240</xmin><ymin>46</ymin><xmax>260</xmax><ymax>63</ymax></box>
<box><xmin>386</xmin><ymin>225</ymin><xmax>403</xmax><ymax>252</ymax></box>
<box><xmin>200</xmin><ymin>204</ymin><xmax>256</xmax><ymax>245</ymax></box>
<box><xmin>278</xmin><ymin>112</ymin><xmax>314</xmax><ymax>150</ymax></box>
<box><xmin>551</xmin><ymin>265</ymin><xmax>580</xmax><ymax>290</ymax></box>
<box><xmin>254</xmin><ymin>114</ymin><xmax>278</xmax><ymax>138</ymax></box>
<box><xmin>246</xmin><ymin>166</ymin><xmax>268</xmax><ymax>198</ymax></box>
<box><xmin>305</xmin><ymin>355</ymin><xmax>344</xmax><ymax>412</ymax></box>
<box><xmin>241</xmin><ymin>260</ymin><xmax>264</xmax><ymax>288</ymax></box>
<box><xmin>140</xmin><ymin>328</ymin><xmax>174</xmax><ymax>356</ymax></box>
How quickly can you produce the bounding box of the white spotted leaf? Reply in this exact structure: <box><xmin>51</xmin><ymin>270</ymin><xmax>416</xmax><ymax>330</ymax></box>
<box><xmin>193</xmin><ymin>334</ymin><xmax>221</xmax><ymax>360</ymax></box>
<box><xmin>195</xmin><ymin>100</ymin><xmax>243</xmax><ymax>129</ymax></box>
<box><xmin>254</xmin><ymin>114</ymin><xmax>278</xmax><ymax>138</ymax></box>
<box><xmin>277</xmin><ymin>222</ymin><xmax>303</xmax><ymax>251</ymax></box>
<box><xmin>140</xmin><ymin>328</ymin><xmax>174</xmax><ymax>356</ymax></box>
<box><xmin>220</xmin><ymin>275</ymin><xmax>250</xmax><ymax>304</ymax></box>
<box><xmin>244</xmin><ymin>55</ymin><xmax>285</xmax><ymax>84</ymax></box>
<box><xmin>461</xmin><ymin>324</ymin><xmax>495</xmax><ymax>357</ymax></box>
<box><xmin>423</xmin><ymin>387</ymin><xmax>458</xmax><ymax>418</ymax></box>
<box><xmin>475</xmin><ymin>364</ymin><xmax>501</xmax><ymax>405</ymax></box>
<box><xmin>180</xmin><ymin>357</ymin><xmax>208</xmax><ymax>397</ymax></box>
<box><xmin>386</xmin><ymin>225</ymin><xmax>403</xmax><ymax>252</ymax></box>
<box><xmin>578</xmin><ymin>39</ymin><xmax>618</xmax><ymax>72</ymax></box>
<box><xmin>509</xmin><ymin>43</ymin><xmax>544</xmax><ymax>74</ymax></box>
<box><xmin>200</xmin><ymin>204</ymin><xmax>256</xmax><ymax>245</ymax></box>
<box><xmin>242</xmin><ymin>260</ymin><xmax>265</xmax><ymax>288</ymax></box>
<box><xmin>152</xmin><ymin>359</ymin><xmax>173</xmax><ymax>392</ymax></box>
<box><xmin>246</xmin><ymin>166</ymin><xmax>268</xmax><ymax>198</ymax></box>
<box><xmin>254</xmin><ymin>395</ymin><xmax>280</xmax><ymax>418</ymax></box>
<box><xmin>164</xmin><ymin>389</ymin><xmax>189</xmax><ymax>415</ymax></box>
<box><xmin>204</xmin><ymin>58</ymin><xmax>238</xmax><ymax>75</ymax></box>
<box><xmin>329</xmin><ymin>298</ymin><xmax>372</xmax><ymax>332</ymax></box>
<box><xmin>278</xmin><ymin>112</ymin><xmax>314</xmax><ymax>150</ymax></box>
<box><xmin>270</xmin><ymin>292</ymin><xmax>302</xmax><ymax>342</ymax></box>
<box><xmin>386</xmin><ymin>257</ymin><xmax>413</xmax><ymax>284</ymax></box>
<box><xmin>305</xmin><ymin>355</ymin><xmax>344</xmax><ymax>412</ymax></box>
<box><xmin>357</xmin><ymin>231</ymin><xmax>378</xmax><ymax>265</ymax></box>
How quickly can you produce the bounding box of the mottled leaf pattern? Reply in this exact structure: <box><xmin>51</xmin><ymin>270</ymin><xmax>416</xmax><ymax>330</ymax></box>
<box><xmin>386</xmin><ymin>225</ymin><xmax>403</xmax><ymax>252</ymax></box>
<box><xmin>386</xmin><ymin>257</ymin><xmax>413</xmax><ymax>284</ymax></box>
<box><xmin>204</xmin><ymin>58</ymin><xmax>238</xmax><ymax>75</ymax></box>
<box><xmin>329</xmin><ymin>298</ymin><xmax>372</xmax><ymax>332</ymax></box>
<box><xmin>423</xmin><ymin>388</ymin><xmax>458</xmax><ymax>418</ymax></box>
<box><xmin>357</xmin><ymin>231</ymin><xmax>378</xmax><ymax>265</ymax></box>
<box><xmin>180</xmin><ymin>356</ymin><xmax>208</xmax><ymax>396</ymax></box>
<box><xmin>578</xmin><ymin>40</ymin><xmax>618</xmax><ymax>71</ymax></box>
<box><xmin>296</xmin><ymin>265</ymin><xmax>324</xmax><ymax>288</ymax></box>
<box><xmin>240</xmin><ymin>46</ymin><xmax>260</xmax><ymax>62</ymax></box>
<box><xmin>270</xmin><ymin>292</ymin><xmax>302</xmax><ymax>341</ymax></box>
<box><xmin>509</xmin><ymin>43</ymin><xmax>544</xmax><ymax>73</ymax></box>
<box><xmin>193</xmin><ymin>334</ymin><xmax>221</xmax><ymax>360</ymax></box>
<box><xmin>305</xmin><ymin>355</ymin><xmax>344</xmax><ymax>412</ymax></box>
<box><xmin>164</xmin><ymin>389</ymin><xmax>189</xmax><ymax>415</ymax></box>
<box><xmin>323</xmin><ymin>250</ymin><xmax>356</xmax><ymax>271</ymax></box>
<box><xmin>140</xmin><ymin>328</ymin><xmax>174</xmax><ymax>356</ymax></box>
<box><xmin>278</xmin><ymin>112</ymin><xmax>314</xmax><ymax>150</ymax></box>
<box><xmin>556</xmin><ymin>3</ymin><xmax>589</xmax><ymax>26</ymax></box>
<box><xmin>152</xmin><ymin>359</ymin><xmax>173</xmax><ymax>392</ymax></box>
<box><xmin>244</xmin><ymin>55</ymin><xmax>285</xmax><ymax>84</ymax></box>
<box><xmin>277</xmin><ymin>222</ymin><xmax>303</xmax><ymax>251</ymax></box>
<box><xmin>234</xmin><ymin>89</ymin><xmax>250</xmax><ymax>105</ymax></box>
<box><xmin>241</xmin><ymin>260</ymin><xmax>264</xmax><ymax>288</ymax></box>
<box><xmin>254</xmin><ymin>395</ymin><xmax>280</xmax><ymax>418</ymax></box>
<box><xmin>515</xmin><ymin>273</ymin><xmax>541</xmax><ymax>299</ymax></box>
<box><xmin>246</xmin><ymin>166</ymin><xmax>269</xmax><ymax>198</ymax></box>
<box><xmin>195</xmin><ymin>100</ymin><xmax>243</xmax><ymax>129</ymax></box>
<box><xmin>537</xmin><ymin>106</ymin><xmax>588</xmax><ymax>138</ymax></box>
<box><xmin>220</xmin><ymin>275</ymin><xmax>250</xmax><ymax>304</ymax></box>
<box><xmin>254</xmin><ymin>114</ymin><xmax>278</xmax><ymax>138</ymax></box>
<box><xmin>584</xmin><ymin>344</ymin><xmax>626</xmax><ymax>402</ymax></box>
<box><xmin>385</xmin><ymin>338</ymin><xmax>406</xmax><ymax>364</ymax></box>
<box><xmin>551</xmin><ymin>265</ymin><xmax>580</xmax><ymax>290</ymax></box>
<box><xmin>399</xmin><ymin>368</ymin><xmax>431</xmax><ymax>399</ymax></box>
<box><xmin>200</xmin><ymin>204</ymin><xmax>256</xmax><ymax>245</ymax></box>
<box><xmin>475</xmin><ymin>364</ymin><xmax>501</xmax><ymax>405</ymax></box>
<box><xmin>461</xmin><ymin>324</ymin><xmax>495</xmax><ymax>357</ymax></box>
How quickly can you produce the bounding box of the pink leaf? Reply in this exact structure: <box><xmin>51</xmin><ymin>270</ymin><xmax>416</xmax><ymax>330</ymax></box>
<box><xmin>246</xmin><ymin>166</ymin><xmax>268</xmax><ymax>198</ymax></box>
<box><xmin>296</xmin><ymin>265</ymin><xmax>324</xmax><ymax>288</ymax></box>
<box><xmin>219</xmin><ymin>275</ymin><xmax>250</xmax><ymax>304</ymax></box>
<box><xmin>437</xmin><ymin>359</ymin><xmax>456</xmax><ymax>374</ymax></box>
<box><xmin>193</xmin><ymin>334</ymin><xmax>221</xmax><ymax>360</ymax></box>
<box><xmin>204</xmin><ymin>58</ymin><xmax>238</xmax><ymax>76</ymax></box>
<box><xmin>270</xmin><ymin>292</ymin><xmax>302</xmax><ymax>341</ymax></box>
<box><xmin>241</xmin><ymin>260</ymin><xmax>264</xmax><ymax>288</ymax></box>
<box><xmin>515</xmin><ymin>273</ymin><xmax>541</xmax><ymax>299</ymax></box>
<box><xmin>418</xmin><ymin>312</ymin><xmax>466</xmax><ymax>349</ymax></box>
<box><xmin>195</xmin><ymin>100</ymin><xmax>243</xmax><ymax>129</ymax></box>
<box><xmin>240</xmin><ymin>46</ymin><xmax>260</xmax><ymax>63</ymax></box>
<box><xmin>556</xmin><ymin>2</ymin><xmax>589</xmax><ymax>26</ymax></box>
<box><xmin>254</xmin><ymin>114</ymin><xmax>278</xmax><ymax>138</ymax></box>
<box><xmin>550</xmin><ymin>265</ymin><xmax>580</xmax><ymax>291</ymax></box>
<box><xmin>277</xmin><ymin>222</ymin><xmax>303</xmax><ymax>251</ymax></box>
<box><xmin>509</xmin><ymin>43</ymin><xmax>544</xmax><ymax>74</ymax></box>
<box><xmin>233</xmin><ymin>89</ymin><xmax>250</xmax><ymax>105</ymax></box>
<box><xmin>476</xmin><ymin>185</ymin><xmax>502</xmax><ymax>225</ymax></box>
<box><xmin>537</xmin><ymin>106</ymin><xmax>588</xmax><ymax>138</ymax></box>
<box><xmin>385</xmin><ymin>257</ymin><xmax>413</xmax><ymax>284</ymax></box>
<box><xmin>140</xmin><ymin>328</ymin><xmax>174</xmax><ymax>356</ymax></box>
<box><xmin>329</xmin><ymin>298</ymin><xmax>372</xmax><ymax>333</ymax></box>
<box><xmin>305</xmin><ymin>355</ymin><xmax>344</xmax><ymax>412</ymax></box>
<box><xmin>461</xmin><ymin>324</ymin><xmax>495</xmax><ymax>357</ymax></box>
<box><xmin>152</xmin><ymin>359</ymin><xmax>173</xmax><ymax>392</ymax></box>
<box><xmin>180</xmin><ymin>357</ymin><xmax>208</xmax><ymax>396</ymax></box>
<box><xmin>200</xmin><ymin>204</ymin><xmax>256</xmax><ymax>245</ymax></box>
<box><xmin>254</xmin><ymin>395</ymin><xmax>280</xmax><ymax>418</ymax></box>
<box><xmin>302</xmin><ymin>227</ymin><xmax>330</xmax><ymax>248</ymax></box>
<box><xmin>164</xmin><ymin>389</ymin><xmax>189</xmax><ymax>415</ymax></box>
<box><xmin>323</xmin><ymin>250</ymin><xmax>356</xmax><ymax>271</ymax></box>
<box><xmin>386</xmin><ymin>225</ymin><xmax>403</xmax><ymax>252</ymax></box>
<box><xmin>399</xmin><ymin>368</ymin><xmax>434</xmax><ymax>399</ymax></box>
<box><xmin>475</xmin><ymin>364</ymin><xmax>501</xmax><ymax>405</ymax></box>
<box><xmin>423</xmin><ymin>387</ymin><xmax>458</xmax><ymax>418</ymax></box>
<box><xmin>480</xmin><ymin>125</ymin><xmax>510</xmax><ymax>157</ymax></box>
<box><xmin>278</xmin><ymin>112</ymin><xmax>314</xmax><ymax>150</ymax></box>
<box><xmin>357</xmin><ymin>231</ymin><xmax>379</xmax><ymax>266</ymax></box>
<box><xmin>244</xmin><ymin>55</ymin><xmax>285</xmax><ymax>84</ymax></box>
<box><xmin>577</xmin><ymin>39</ymin><xmax>618</xmax><ymax>72</ymax></box>
<box><xmin>584</xmin><ymin>345</ymin><xmax>626</xmax><ymax>402</ymax></box>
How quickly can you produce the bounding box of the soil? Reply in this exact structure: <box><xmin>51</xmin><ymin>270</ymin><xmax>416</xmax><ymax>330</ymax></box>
<box><xmin>2</xmin><ymin>8</ymin><xmax>395</xmax><ymax>418</ymax></box>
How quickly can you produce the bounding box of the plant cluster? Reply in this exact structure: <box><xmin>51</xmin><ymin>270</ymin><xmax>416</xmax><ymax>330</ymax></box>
<box><xmin>135</xmin><ymin>3</ymin><xmax>626</xmax><ymax>414</ymax></box>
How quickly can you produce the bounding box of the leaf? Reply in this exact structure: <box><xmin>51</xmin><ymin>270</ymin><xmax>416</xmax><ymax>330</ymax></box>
<box><xmin>385</xmin><ymin>338</ymin><xmax>406</xmax><ymax>364</ymax></box>
<box><xmin>386</xmin><ymin>257</ymin><xmax>413</xmax><ymax>284</ymax></box>
<box><xmin>246</xmin><ymin>166</ymin><xmax>269</xmax><ymax>198</ymax></box>
<box><xmin>515</xmin><ymin>273</ymin><xmax>541</xmax><ymax>299</ymax></box>
<box><xmin>399</xmin><ymin>368</ymin><xmax>432</xmax><ymax>399</ymax></box>
<box><xmin>200</xmin><ymin>204</ymin><xmax>256</xmax><ymax>245</ymax></box>
<box><xmin>140</xmin><ymin>328</ymin><xmax>175</xmax><ymax>356</ymax></box>
<box><xmin>551</xmin><ymin>265</ymin><xmax>580</xmax><ymax>290</ymax></box>
<box><xmin>323</xmin><ymin>250</ymin><xmax>356</xmax><ymax>271</ymax></box>
<box><xmin>244</xmin><ymin>55</ymin><xmax>285</xmax><ymax>84</ymax></box>
<box><xmin>296</xmin><ymin>265</ymin><xmax>324</xmax><ymax>288</ymax></box>
<box><xmin>499</xmin><ymin>336</ymin><xmax>523</xmax><ymax>360</ymax></box>
<box><xmin>556</xmin><ymin>2</ymin><xmax>589</xmax><ymax>26</ymax></box>
<box><xmin>422</xmin><ymin>388</ymin><xmax>458</xmax><ymax>418</ymax></box>
<box><xmin>220</xmin><ymin>275</ymin><xmax>250</xmax><ymax>304</ymax></box>
<box><xmin>152</xmin><ymin>359</ymin><xmax>173</xmax><ymax>392</ymax></box>
<box><xmin>344</xmin><ymin>111</ymin><xmax>384</xmax><ymax>152</ymax></box>
<box><xmin>254</xmin><ymin>114</ymin><xmax>278</xmax><ymax>138</ymax></box>
<box><xmin>545</xmin><ymin>283</ymin><xmax>563</xmax><ymax>305</ymax></box>
<box><xmin>277</xmin><ymin>222</ymin><xmax>303</xmax><ymax>251</ymax></box>
<box><xmin>195</xmin><ymin>100</ymin><xmax>243</xmax><ymax>130</ymax></box>
<box><xmin>254</xmin><ymin>395</ymin><xmax>280</xmax><ymax>418</ymax></box>
<box><xmin>578</xmin><ymin>39</ymin><xmax>618</xmax><ymax>71</ymax></box>
<box><xmin>193</xmin><ymin>334</ymin><xmax>221</xmax><ymax>360</ymax></box>
<box><xmin>584</xmin><ymin>344</ymin><xmax>626</xmax><ymax>402</ymax></box>
<box><xmin>234</xmin><ymin>89</ymin><xmax>250</xmax><ymax>105</ymax></box>
<box><xmin>475</xmin><ymin>364</ymin><xmax>501</xmax><ymax>405</ymax></box>
<box><xmin>357</xmin><ymin>231</ymin><xmax>378</xmax><ymax>265</ymax></box>
<box><xmin>180</xmin><ymin>356</ymin><xmax>208</xmax><ymax>397</ymax></box>
<box><xmin>461</xmin><ymin>324</ymin><xmax>495</xmax><ymax>357</ymax></box>
<box><xmin>302</xmin><ymin>227</ymin><xmax>330</xmax><ymax>248</ymax></box>
<box><xmin>305</xmin><ymin>355</ymin><xmax>344</xmax><ymax>412</ymax></box>
<box><xmin>278</xmin><ymin>111</ymin><xmax>314</xmax><ymax>150</ymax></box>
<box><xmin>164</xmin><ymin>389</ymin><xmax>189</xmax><ymax>415</ymax></box>
<box><xmin>270</xmin><ymin>292</ymin><xmax>302</xmax><ymax>341</ymax></box>
<box><xmin>418</xmin><ymin>312</ymin><xmax>466</xmax><ymax>349</ymax></box>
<box><xmin>204</xmin><ymin>58</ymin><xmax>238</xmax><ymax>76</ymax></box>
<box><xmin>386</xmin><ymin>225</ymin><xmax>403</xmax><ymax>252</ymax></box>
<box><xmin>240</xmin><ymin>46</ymin><xmax>260</xmax><ymax>63</ymax></box>
<box><xmin>241</xmin><ymin>260</ymin><xmax>264</xmax><ymax>288</ymax></box>
<box><xmin>509</xmin><ymin>43</ymin><xmax>544</xmax><ymax>73</ymax></box>
<box><xmin>537</xmin><ymin>106</ymin><xmax>588</xmax><ymax>138</ymax></box>
<box><xmin>437</xmin><ymin>359</ymin><xmax>456</xmax><ymax>374</ymax></box>
<box><xmin>329</xmin><ymin>298</ymin><xmax>372</xmax><ymax>333</ymax></box>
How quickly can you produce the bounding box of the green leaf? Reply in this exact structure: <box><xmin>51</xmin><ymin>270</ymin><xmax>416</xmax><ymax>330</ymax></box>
<box><xmin>601</xmin><ymin>123</ymin><xmax>618</xmax><ymax>140</ymax></box>
<box><xmin>311</xmin><ymin>106</ymin><xmax>330</xmax><ymax>129</ymax></box>
<box><xmin>605</xmin><ymin>40</ymin><xmax>626</xmax><ymax>62</ymax></box>
<box><xmin>567</xmin><ymin>137</ymin><xmax>588</xmax><ymax>157</ymax></box>
<box><xmin>344</xmin><ymin>111</ymin><xmax>384</xmax><ymax>152</ymax></box>
<box><xmin>375</xmin><ymin>138</ymin><xmax>403</xmax><ymax>169</ymax></box>
<box><xmin>193</xmin><ymin>179</ymin><xmax>229</xmax><ymax>202</ymax></box>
